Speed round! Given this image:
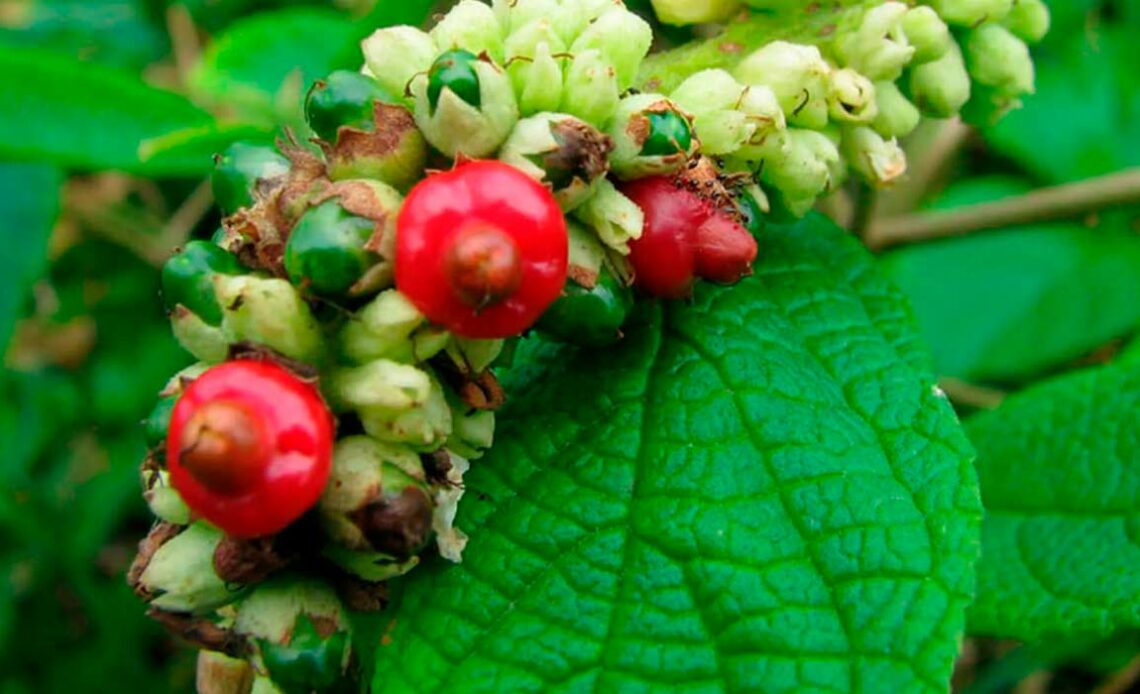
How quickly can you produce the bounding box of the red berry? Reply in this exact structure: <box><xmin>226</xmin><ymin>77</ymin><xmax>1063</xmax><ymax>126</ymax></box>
<box><xmin>621</xmin><ymin>177</ymin><xmax>705</xmax><ymax>299</ymax></box>
<box><xmin>167</xmin><ymin>360</ymin><xmax>334</xmax><ymax>538</ymax></box>
<box><xmin>396</xmin><ymin>160</ymin><xmax>568</xmax><ymax>338</ymax></box>
<box><xmin>694</xmin><ymin>212</ymin><xmax>758</xmax><ymax>284</ymax></box>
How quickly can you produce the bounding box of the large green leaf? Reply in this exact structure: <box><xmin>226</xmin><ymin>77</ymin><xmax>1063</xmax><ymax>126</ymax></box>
<box><xmin>357</xmin><ymin>0</ymin><xmax>438</xmax><ymax>29</ymax></box>
<box><xmin>373</xmin><ymin>215</ymin><xmax>981</xmax><ymax>691</ymax></box>
<box><xmin>0</xmin><ymin>162</ymin><xmax>62</xmax><ymax>356</ymax></box>
<box><xmin>0</xmin><ymin>45</ymin><xmax>237</xmax><ymax>175</ymax></box>
<box><xmin>881</xmin><ymin>178</ymin><xmax>1140</xmax><ymax>384</ymax></box>
<box><xmin>0</xmin><ymin>0</ymin><xmax>168</xmax><ymax>70</ymax></box>
<box><xmin>983</xmin><ymin>26</ymin><xmax>1140</xmax><ymax>183</ymax></box>
<box><xmin>188</xmin><ymin>8</ymin><xmax>362</xmax><ymax>126</ymax></box>
<box><xmin>966</xmin><ymin>360</ymin><xmax>1140</xmax><ymax>639</ymax></box>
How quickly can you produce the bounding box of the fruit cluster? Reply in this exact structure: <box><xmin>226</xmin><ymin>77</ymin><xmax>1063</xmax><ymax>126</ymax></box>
<box><xmin>649</xmin><ymin>0</ymin><xmax>1047</xmax><ymax>214</ymax></box>
<box><xmin>128</xmin><ymin>0</ymin><xmax>1042</xmax><ymax>690</ymax></box>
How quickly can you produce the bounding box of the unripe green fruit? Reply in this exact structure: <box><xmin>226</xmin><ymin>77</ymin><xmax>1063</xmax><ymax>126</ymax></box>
<box><xmin>537</xmin><ymin>266</ymin><xmax>634</xmax><ymax>346</ymax></box>
<box><xmin>427</xmin><ymin>49</ymin><xmax>482</xmax><ymax>112</ymax></box>
<box><xmin>872</xmin><ymin>80</ymin><xmax>921</xmax><ymax>138</ymax></box>
<box><xmin>211</xmin><ymin>143</ymin><xmax>290</xmax><ymax>215</ymax></box>
<box><xmin>162</xmin><ymin>241</ymin><xmax>243</xmax><ymax>326</ymax></box>
<box><xmin>736</xmin><ymin>185</ymin><xmax>768</xmax><ymax>237</ymax></box>
<box><xmin>305</xmin><ymin>70</ymin><xmax>395</xmax><ymax>143</ymax></box>
<box><xmin>143</xmin><ymin>394</ymin><xmax>177</xmax><ymax>449</ymax></box>
<box><xmin>965</xmin><ymin>24</ymin><xmax>1035</xmax><ymax>98</ymax></box>
<box><xmin>284</xmin><ymin>201</ymin><xmax>379</xmax><ymax>298</ymax></box>
<box><xmin>908</xmin><ymin>41</ymin><xmax>971</xmax><ymax>118</ymax></box>
<box><xmin>608</xmin><ymin>94</ymin><xmax>699</xmax><ymax>179</ymax></box>
<box><xmin>1003</xmin><ymin>0</ymin><xmax>1050</xmax><ymax>43</ymax></box>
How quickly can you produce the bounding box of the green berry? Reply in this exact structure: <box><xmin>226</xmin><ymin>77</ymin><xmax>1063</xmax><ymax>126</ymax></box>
<box><xmin>642</xmin><ymin>110</ymin><xmax>693</xmax><ymax>157</ymax></box>
<box><xmin>736</xmin><ymin>186</ymin><xmax>767</xmax><ymax>237</ymax></box>
<box><xmin>211</xmin><ymin>143</ymin><xmax>290</xmax><ymax>215</ymax></box>
<box><xmin>161</xmin><ymin>241</ymin><xmax>243</xmax><ymax>326</ymax></box>
<box><xmin>537</xmin><ymin>266</ymin><xmax>634</xmax><ymax>346</ymax></box>
<box><xmin>284</xmin><ymin>201</ymin><xmax>379</xmax><ymax>298</ymax></box>
<box><xmin>305</xmin><ymin>70</ymin><xmax>395</xmax><ymax>143</ymax></box>
<box><xmin>427</xmin><ymin>49</ymin><xmax>482</xmax><ymax>113</ymax></box>
<box><xmin>143</xmin><ymin>395</ymin><xmax>176</xmax><ymax>449</ymax></box>
<box><xmin>259</xmin><ymin>615</ymin><xmax>349</xmax><ymax>694</ymax></box>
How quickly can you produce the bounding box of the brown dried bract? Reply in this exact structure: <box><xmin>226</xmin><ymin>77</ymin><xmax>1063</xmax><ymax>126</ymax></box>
<box><xmin>212</xmin><ymin>535</ymin><xmax>294</xmax><ymax>586</ymax></box>
<box><xmin>149</xmin><ymin>609</ymin><xmax>250</xmax><ymax>659</ymax></box>
<box><xmin>567</xmin><ymin>264</ymin><xmax>600</xmax><ymax>289</ymax></box>
<box><xmin>546</xmin><ymin>119</ymin><xmax>613</xmax><ymax>187</ymax></box>
<box><xmin>327</xmin><ymin>103</ymin><xmax>418</xmax><ymax>165</ymax></box>
<box><xmin>434</xmin><ymin>356</ymin><xmax>507</xmax><ymax>411</ymax></box>
<box><xmin>333</xmin><ymin>574</ymin><xmax>390</xmax><ymax>613</ymax></box>
<box><xmin>128</xmin><ymin>521</ymin><xmax>184</xmax><ymax>600</ymax></box>
<box><xmin>672</xmin><ymin>156</ymin><xmax>749</xmax><ymax>224</ymax></box>
<box><xmin>350</xmin><ymin>487</ymin><xmax>435</xmax><ymax>560</ymax></box>
<box><xmin>421</xmin><ymin>449</ymin><xmax>454</xmax><ymax>487</ymax></box>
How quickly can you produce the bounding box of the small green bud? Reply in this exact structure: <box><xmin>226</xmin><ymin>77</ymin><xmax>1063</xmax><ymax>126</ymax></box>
<box><xmin>414</xmin><ymin>50</ymin><xmax>519</xmax><ymax>158</ymax></box>
<box><xmin>834</xmin><ymin>2</ymin><xmax>915</xmax><ymax>81</ymax></box>
<box><xmin>499</xmin><ymin>113</ymin><xmax>614</xmax><ymax>211</ymax></box>
<box><xmin>733</xmin><ymin>84</ymin><xmax>788</xmax><ymax>159</ymax></box>
<box><xmin>338</xmin><ymin>289</ymin><xmax>433</xmax><ymax>365</ymax></box>
<box><xmin>1003</xmin><ymin>0</ymin><xmax>1050</xmax><ymax>43</ymax></box>
<box><xmin>608</xmin><ymin>94</ymin><xmax>698</xmax><ymax>179</ymax></box>
<box><xmin>284</xmin><ymin>201</ymin><xmax>380</xmax><ymax>299</ymax></box>
<box><xmin>211</xmin><ymin>143</ymin><xmax>290</xmax><ymax>216</ymax></box>
<box><xmin>503</xmin><ymin>19</ymin><xmax>566</xmax><ymax>115</ymax></box>
<box><xmin>492</xmin><ymin>0</ymin><xmax>561</xmax><ymax>34</ymax></box>
<box><xmin>908</xmin><ymin>41</ymin><xmax>971</xmax><ymax>118</ymax></box>
<box><xmin>235</xmin><ymin>578</ymin><xmax>351</xmax><ymax>694</ymax></box>
<box><xmin>358</xmin><ymin>371</ymin><xmax>453</xmax><ymax>450</ymax></box>
<box><xmin>322</xmin><ymin>544</ymin><xmax>420</xmax><ymax>582</ymax></box>
<box><xmin>842</xmin><ymin>126</ymin><xmax>907</xmax><ymax>186</ymax></box>
<box><xmin>537</xmin><ymin>264</ymin><xmax>633</xmax><ymax>346</ymax></box>
<box><xmin>215</xmin><ymin>275</ymin><xmax>325</xmax><ymax>365</ymax></box>
<box><xmin>142</xmin><ymin>465</ymin><xmax>192</xmax><ymax>525</ymax></box>
<box><xmin>448</xmin><ymin>407</ymin><xmax>496</xmax><ymax>461</ymax></box>
<box><xmin>445</xmin><ymin>337</ymin><xmax>506</xmax><ymax>375</ymax></box>
<box><xmin>162</xmin><ymin>241</ymin><xmax>243</xmax><ymax>327</ymax></box>
<box><xmin>902</xmin><ymin>6</ymin><xmax>952</xmax><ymax>64</ymax></box>
<box><xmin>670</xmin><ymin>69</ymin><xmax>754</xmax><ymax>155</ymax></box>
<box><xmin>305</xmin><ymin>70</ymin><xmax>394</xmax><ymax>143</ymax></box>
<box><xmin>928</xmin><ymin>0</ymin><xmax>1013</xmax><ymax>27</ymax></box>
<box><xmin>827</xmin><ymin>68</ymin><xmax>878</xmax><ymax>124</ymax></box>
<box><xmin>139</xmin><ymin>523</ymin><xmax>246</xmax><ymax>614</ymax></box>
<box><xmin>319</xmin><ymin>436</ymin><xmax>435</xmax><ymax>558</ymax></box>
<box><xmin>569</xmin><ymin>7</ymin><xmax>652</xmax><ymax>91</ymax></box>
<box><xmin>759</xmin><ymin>128</ymin><xmax>841</xmax><ymax>217</ymax></box>
<box><xmin>431</xmin><ymin>0</ymin><xmax>506</xmax><ymax>63</ymax></box>
<box><xmin>572</xmin><ymin>178</ymin><xmax>645</xmax><ymax>254</ymax></box>
<box><xmin>553</xmin><ymin>0</ymin><xmax>619</xmax><ymax>44</ymax></box>
<box><xmin>361</xmin><ymin>26</ymin><xmax>437</xmax><ymax>101</ymax></box>
<box><xmin>171</xmin><ymin>305</ymin><xmax>229</xmax><ymax>363</ymax></box>
<box><xmin>650</xmin><ymin>0</ymin><xmax>743</xmax><ymax>26</ymax></box>
<box><xmin>143</xmin><ymin>394</ymin><xmax>176</xmax><ymax>450</ymax></box>
<box><xmin>328</xmin><ymin>359</ymin><xmax>433</xmax><ymax>413</ymax></box>
<box><xmin>734</xmin><ymin>41</ymin><xmax>831</xmax><ymax>129</ymax></box>
<box><xmin>965</xmin><ymin>24</ymin><xmax>1035</xmax><ymax>98</ymax></box>
<box><xmin>558</xmin><ymin>49</ymin><xmax>621</xmax><ymax>128</ymax></box>
<box><xmin>871</xmin><ymin>80</ymin><xmax>921</xmax><ymax>138</ymax></box>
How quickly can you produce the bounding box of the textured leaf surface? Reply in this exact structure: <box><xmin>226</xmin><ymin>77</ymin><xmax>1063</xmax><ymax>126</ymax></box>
<box><xmin>0</xmin><ymin>45</ymin><xmax>227</xmax><ymax>175</ymax></box>
<box><xmin>374</xmin><ymin>215</ymin><xmax>980</xmax><ymax>692</ymax></box>
<box><xmin>0</xmin><ymin>162</ymin><xmax>62</xmax><ymax>355</ymax></box>
<box><xmin>967</xmin><ymin>361</ymin><xmax>1140</xmax><ymax>640</ymax></box>
<box><xmin>881</xmin><ymin>178</ymin><xmax>1140</xmax><ymax>384</ymax></box>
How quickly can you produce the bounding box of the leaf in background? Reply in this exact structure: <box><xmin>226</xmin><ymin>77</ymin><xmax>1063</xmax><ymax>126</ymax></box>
<box><xmin>966</xmin><ymin>360</ymin><xmax>1140</xmax><ymax>640</ymax></box>
<box><xmin>881</xmin><ymin>178</ymin><xmax>1140</xmax><ymax>385</ymax></box>
<box><xmin>189</xmin><ymin>8</ymin><xmax>362</xmax><ymax>126</ymax></box>
<box><xmin>983</xmin><ymin>26</ymin><xmax>1140</xmax><ymax>183</ymax></box>
<box><xmin>0</xmin><ymin>0</ymin><xmax>168</xmax><ymax>70</ymax></box>
<box><xmin>373</xmin><ymin>215</ymin><xmax>981</xmax><ymax>692</ymax></box>
<box><xmin>0</xmin><ymin>162</ymin><xmax>62</xmax><ymax>355</ymax></box>
<box><xmin>356</xmin><ymin>0</ymin><xmax>439</xmax><ymax>30</ymax></box>
<box><xmin>0</xmin><ymin>45</ymin><xmax>249</xmax><ymax>175</ymax></box>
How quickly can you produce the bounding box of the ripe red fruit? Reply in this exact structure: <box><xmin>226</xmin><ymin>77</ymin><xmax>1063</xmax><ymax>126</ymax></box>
<box><xmin>396</xmin><ymin>160</ymin><xmax>568</xmax><ymax>338</ymax></box>
<box><xmin>167</xmin><ymin>360</ymin><xmax>334</xmax><ymax>538</ymax></box>
<box><xmin>694</xmin><ymin>212</ymin><xmax>758</xmax><ymax>284</ymax></box>
<box><xmin>621</xmin><ymin>176</ymin><xmax>705</xmax><ymax>299</ymax></box>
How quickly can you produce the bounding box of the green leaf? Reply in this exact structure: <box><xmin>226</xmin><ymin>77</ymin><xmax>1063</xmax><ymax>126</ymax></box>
<box><xmin>0</xmin><ymin>45</ymin><xmax>233</xmax><ymax>175</ymax></box>
<box><xmin>881</xmin><ymin>177</ymin><xmax>1140</xmax><ymax>384</ymax></box>
<box><xmin>966</xmin><ymin>360</ymin><xmax>1140</xmax><ymax>639</ymax></box>
<box><xmin>356</xmin><ymin>0</ymin><xmax>438</xmax><ymax>30</ymax></box>
<box><xmin>0</xmin><ymin>0</ymin><xmax>168</xmax><ymax>70</ymax></box>
<box><xmin>983</xmin><ymin>26</ymin><xmax>1140</xmax><ymax>183</ymax></box>
<box><xmin>374</xmin><ymin>215</ymin><xmax>981</xmax><ymax>691</ymax></box>
<box><xmin>0</xmin><ymin>162</ymin><xmax>62</xmax><ymax>355</ymax></box>
<box><xmin>189</xmin><ymin>8</ymin><xmax>362</xmax><ymax>126</ymax></box>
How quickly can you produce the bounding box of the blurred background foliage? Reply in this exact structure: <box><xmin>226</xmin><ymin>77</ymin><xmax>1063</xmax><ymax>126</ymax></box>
<box><xmin>1</xmin><ymin>0</ymin><xmax>1140</xmax><ymax>692</ymax></box>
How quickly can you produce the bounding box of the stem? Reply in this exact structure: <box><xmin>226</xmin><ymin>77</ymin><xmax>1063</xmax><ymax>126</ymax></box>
<box><xmin>937</xmin><ymin>378</ymin><xmax>1005</xmax><ymax>410</ymax></box>
<box><xmin>865</xmin><ymin>167</ymin><xmax>1140</xmax><ymax>251</ymax></box>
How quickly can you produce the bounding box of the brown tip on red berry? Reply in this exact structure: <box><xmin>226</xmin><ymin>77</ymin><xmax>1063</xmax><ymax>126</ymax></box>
<box><xmin>444</xmin><ymin>223</ymin><xmax>524</xmax><ymax>310</ymax></box>
<box><xmin>179</xmin><ymin>400</ymin><xmax>267</xmax><ymax>497</ymax></box>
